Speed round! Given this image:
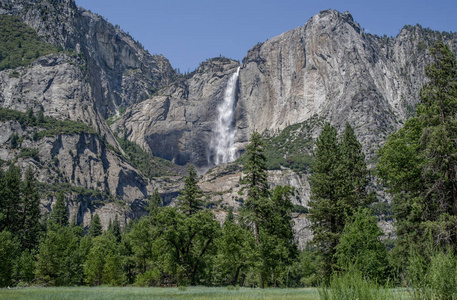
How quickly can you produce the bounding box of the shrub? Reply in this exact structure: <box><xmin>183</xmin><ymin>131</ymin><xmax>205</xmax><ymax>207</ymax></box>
<box><xmin>319</xmin><ymin>268</ymin><xmax>394</xmax><ymax>300</ymax></box>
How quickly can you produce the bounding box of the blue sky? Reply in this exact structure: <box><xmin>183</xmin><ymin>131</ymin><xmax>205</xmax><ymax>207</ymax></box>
<box><xmin>76</xmin><ymin>0</ymin><xmax>457</xmax><ymax>73</ymax></box>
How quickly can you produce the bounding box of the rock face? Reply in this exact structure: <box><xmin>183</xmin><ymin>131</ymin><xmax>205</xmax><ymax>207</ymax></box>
<box><xmin>0</xmin><ymin>119</ymin><xmax>149</xmax><ymax>228</ymax></box>
<box><xmin>236</xmin><ymin>10</ymin><xmax>457</xmax><ymax>153</ymax></box>
<box><xmin>0</xmin><ymin>0</ymin><xmax>176</xmax><ymax>118</ymax></box>
<box><xmin>0</xmin><ymin>53</ymin><xmax>115</xmax><ymax>142</ymax></box>
<box><xmin>113</xmin><ymin>57</ymin><xmax>240</xmax><ymax>170</ymax></box>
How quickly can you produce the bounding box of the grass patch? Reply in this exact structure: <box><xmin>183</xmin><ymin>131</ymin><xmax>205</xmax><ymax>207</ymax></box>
<box><xmin>0</xmin><ymin>286</ymin><xmax>319</xmax><ymax>300</ymax></box>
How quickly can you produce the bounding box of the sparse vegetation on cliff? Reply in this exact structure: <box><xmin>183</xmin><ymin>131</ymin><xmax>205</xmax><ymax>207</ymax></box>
<box><xmin>0</xmin><ymin>15</ymin><xmax>56</xmax><ymax>71</ymax></box>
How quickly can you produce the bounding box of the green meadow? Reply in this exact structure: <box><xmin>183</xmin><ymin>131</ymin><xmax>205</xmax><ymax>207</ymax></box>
<box><xmin>0</xmin><ymin>287</ymin><xmax>320</xmax><ymax>300</ymax></box>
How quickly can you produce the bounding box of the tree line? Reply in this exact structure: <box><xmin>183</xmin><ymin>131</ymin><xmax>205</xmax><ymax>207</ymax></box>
<box><xmin>0</xmin><ymin>131</ymin><xmax>300</xmax><ymax>287</ymax></box>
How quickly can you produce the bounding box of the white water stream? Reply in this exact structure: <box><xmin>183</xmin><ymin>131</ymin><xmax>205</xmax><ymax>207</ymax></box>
<box><xmin>210</xmin><ymin>67</ymin><xmax>240</xmax><ymax>165</ymax></box>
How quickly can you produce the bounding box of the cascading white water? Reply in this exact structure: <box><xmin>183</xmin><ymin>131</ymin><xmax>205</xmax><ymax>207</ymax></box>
<box><xmin>210</xmin><ymin>67</ymin><xmax>240</xmax><ymax>165</ymax></box>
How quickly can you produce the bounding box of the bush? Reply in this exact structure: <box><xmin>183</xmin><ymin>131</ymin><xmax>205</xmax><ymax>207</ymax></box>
<box><xmin>134</xmin><ymin>269</ymin><xmax>161</xmax><ymax>287</ymax></box>
<box><xmin>18</xmin><ymin>148</ymin><xmax>39</xmax><ymax>161</ymax></box>
<box><xmin>407</xmin><ymin>247</ymin><xmax>457</xmax><ymax>299</ymax></box>
<box><xmin>319</xmin><ymin>268</ymin><xmax>394</xmax><ymax>300</ymax></box>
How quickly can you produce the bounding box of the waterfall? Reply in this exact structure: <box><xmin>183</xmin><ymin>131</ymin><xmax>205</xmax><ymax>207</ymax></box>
<box><xmin>210</xmin><ymin>67</ymin><xmax>240</xmax><ymax>166</ymax></box>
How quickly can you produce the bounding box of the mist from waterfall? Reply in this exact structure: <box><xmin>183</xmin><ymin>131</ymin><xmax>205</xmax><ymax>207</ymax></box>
<box><xmin>210</xmin><ymin>67</ymin><xmax>240</xmax><ymax>166</ymax></box>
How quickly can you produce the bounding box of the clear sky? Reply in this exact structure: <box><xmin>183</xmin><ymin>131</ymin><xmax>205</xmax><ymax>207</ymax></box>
<box><xmin>75</xmin><ymin>0</ymin><xmax>457</xmax><ymax>73</ymax></box>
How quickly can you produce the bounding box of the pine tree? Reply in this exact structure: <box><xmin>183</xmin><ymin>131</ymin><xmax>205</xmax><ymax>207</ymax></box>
<box><xmin>89</xmin><ymin>214</ymin><xmax>102</xmax><ymax>237</ymax></box>
<box><xmin>241</xmin><ymin>131</ymin><xmax>298</xmax><ymax>287</ymax></box>
<box><xmin>339</xmin><ymin>123</ymin><xmax>374</xmax><ymax>210</ymax></box>
<box><xmin>20</xmin><ymin>167</ymin><xmax>42</xmax><ymax>250</ymax></box>
<box><xmin>308</xmin><ymin>123</ymin><xmax>371</xmax><ymax>277</ymax></box>
<box><xmin>177</xmin><ymin>165</ymin><xmax>204</xmax><ymax>216</ymax></box>
<box><xmin>0</xmin><ymin>165</ymin><xmax>22</xmax><ymax>234</ymax></box>
<box><xmin>51</xmin><ymin>191</ymin><xmax>68</xmax><ymax>227</ymax></box>
<box><xmin>110</xmin><ymin>215</ymin><xmax>121</xmax><ymax>243</ymax></box>
<box><xmin>241</xmin><ymin>131</ymin><xmax>269</xmax><ymax>246</ymax></box>
<box><xmin>377</xmin><ymin>42</ymin><xmax>457</xmax><ymax>263</ymax></box>
<box><xmin>308</xmin><ymin>123</ymin><xmax>341</xmax><ymax>277</ymax></box>
<box><xmin>147</xmin><ymin>188</ymin><xmax>162</xmax><ymax>215</ymax></box>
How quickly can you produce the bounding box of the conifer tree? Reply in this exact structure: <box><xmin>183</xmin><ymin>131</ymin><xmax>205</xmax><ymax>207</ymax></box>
<box><xmin>177</xmin><ymin>165</ymin><xmax>204</xmax><ymax>216</ymax></box>
<box><xmin>242</xmin><ymin>131</ymin><xmax>269</xmax><ymax>246</ymax></box>
<box><xmin>339</xmin><ymin>123</ymin><xmax>372</xmax><ymax>207</ymax></box>
<box><xmin>20</xmin><ymin>167</ymin><xmax>42</xmax><ymax>250</ymax></box>
<box><xmin>51</xmin><ymin>191</ymin><xmax>68</xmax><ymax>227</ymax></box>
<box><xmin>109</xmin><ymin>215</ymin><xmax>121</xmax><ymax>243</ymax></box>
<box><xmin>89</xmin><ymin>214</ymin><xmax>103</xmax><ymax>237</ymax></box>
<box><xmin>377</xmin><ymin>42</ymin><xmax>457</xmax><ymax>263</ymax></box>
<box><xmin>308</xmin><ymin>123</ymin><xmax>372</xmax><ymax>277</ymax></box>
<box><xmin>0</xmin><ymin>230</ymin><xmax>20</xmax><ymax>287</ymax></box>
<box><xmin>0</xmin><ymin>165</ymin><xmax>22</xmax><ymax>234</ymax></box>
<box><xmin>147</xmin><ymin>188</ymin><xmax>162</xmax><ymax>215</ymax></box>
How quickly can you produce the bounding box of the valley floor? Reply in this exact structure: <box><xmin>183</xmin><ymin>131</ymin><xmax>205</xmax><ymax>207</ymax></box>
<box><xmin>0</xmin><ymin>286</ymin><xmax>413</xmax><ymax>299</ymax></box>
<box><xmin>0</xmin><ymin>286</ymin><xmax>319</xmax><ymax>300</ymax></box>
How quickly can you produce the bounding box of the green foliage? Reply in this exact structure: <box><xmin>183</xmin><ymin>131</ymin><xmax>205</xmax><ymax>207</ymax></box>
<box><xmin>319</xmin><ymin>268</ymin><xmax>394</xmax><ymax>300</ymax></box>
<box><xmin>308</xmin><ymin>123</ymin><xmax>373</xmax><ymax>278</ymax></box>
<box><xmin>155</xmin><ymin>207</ymin><xmax>220</xmax><ymax>285</ymax></box>
<box><xmin>51</xmin><ymin>191</ymin><xmax>68</xmax><ymax>227</ymax></box>
<box><xmin>407</xmin><ymin>247</ymin><xmax>457</xmax><ymax>299</ymax></box>
<box><xmin>0</xmin><ymin>164</ymin><xmax>22</xmax><ymax>235</ymax></box>
<box><xmin>0</xmin><ymin>15</ymin><xmax>56</xmax><ymax>71</ymax></box>
<box><xmin>107</xmin><ymin>215</ymin><xmax>122</xmax><ymax>243</ymax></box>
<box><xmin>0</xmin><ymin>230</ymin><xmax>20</xmax><ymax>287</ymax></box>
<box><xmin>213</xmin><ymin>210</ymin><xmax>256</xmax><ymax>286</ymax></box>
<box><xmin>0</xmin><ymin>107</ymin><xmax>96</xmax><ymax>138</ymax></box>
<box><xmin>147</xmin><ymin>188</ymin><xmax>162</xmax><ymax>215</ymax></box>
<box><xmin>35</xmin><ymin>225</ymin><xmax>85</xmax><ymax>286</ymax></box>
<box><xmin>334</xmin><ymin>208</ymin><xmax>389</xmax><ymax>282</ymax></box>
<box><xmin>84</xmin><ymin>233</ymin><xmax>124</xmax><ymax>286</ymax></box>
<box><xmin>18</xmin><ymin>148</ymin><xmax>39</xmax><ymax>160</ymax></box>
<box><xmin>89</xmin><ymin>214</ymin><xmax>103</xmax><ymax>237</ymax></box>
<box><xmin>19</xmin><ymin>167</ymin><xmax>43</xmax><ymax>250</ymax></box>
<box><xmin>177</xmin><ymin>165</ymin><xmax>204</xmax><ymax>216</ymax></box>
<box><xmin>126</xmin><ymin>207</ymin><xmax>221</xmax><ymax>286</ymax></box>
<box><xmin>116</xmin><ymin>135</ymin><xmax>178</xmax><ymax>178</ymax></box>
<box><xmin>377</xmin><ymin>42</ymin><xmax>457</xmax><ymax>266</ymax></box>
<box><xmin>0</xmin><ymin>165</ymin><xmax>43</xmax><ymax>254</ymax></box>
<box><xmin>262</xmin><ymin>117</ymin><xmax>322</xmax><ymax>173</ymax></box>
<box><xmin>241</xmin><ymin>131</ymin><xmax>269</xmax><ymax>250</ymax></box>
<box><xmin>12</xmin><ymin>249</ymin><xmax>36</xmax><ymax>284</ymax></box>
<box><xmin>239</xmin><ymin>132</ymin><xmax>299</xmax><ymax>288</ymax></box>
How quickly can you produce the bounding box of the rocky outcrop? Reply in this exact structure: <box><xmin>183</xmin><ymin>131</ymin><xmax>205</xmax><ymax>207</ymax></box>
<box><xmin>113</xmin><ymin>57</ymin><xmax>240</xmax><ymax>169</ymax></box>
<box><xmin>0</xmin><ymin>119</ymin><xmax>150</xmax><ymax>229</ymax></box>
<box><xmin>0</xmin><ymin>0</ymin><xmax>176</xmax><ymax>117</ymax></box>
<box><xmin>0</xmin><ymin>53</ymin><xmax>118</xmax><ymax>144</ymax></box>
<box><xmin>237</xmin><ymin>10</ymin><xmax>457</xmax><ymax>153</ymax></box>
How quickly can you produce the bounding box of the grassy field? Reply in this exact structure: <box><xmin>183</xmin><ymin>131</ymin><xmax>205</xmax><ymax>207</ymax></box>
<box><xmin>0</xmin><ymin>286</ymin><xmax>320</xmax><ymax>300</ymax></box>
